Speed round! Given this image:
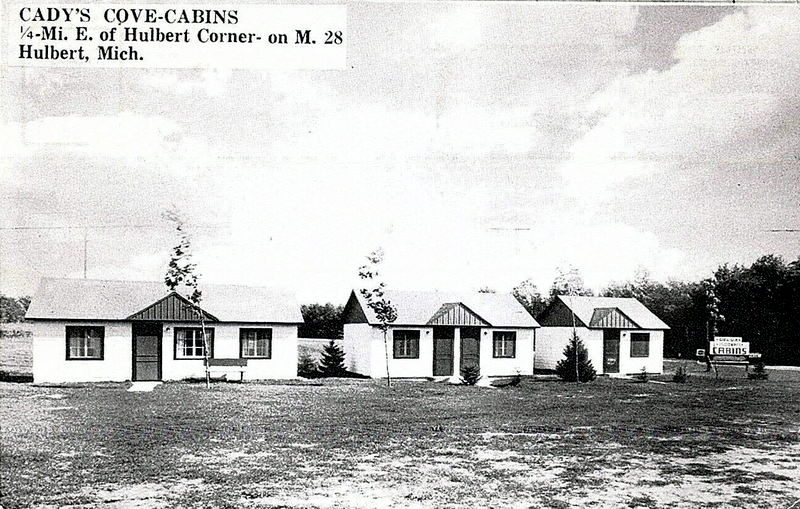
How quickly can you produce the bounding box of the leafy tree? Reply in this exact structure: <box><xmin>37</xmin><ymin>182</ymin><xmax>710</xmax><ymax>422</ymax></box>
<box><xmin>319</xmin><ymin>340</ymin><xmax>346</xmax><ymax>377</ymax></box>
<box><xmin>712</xmin><ymin>255</ymin><xmax>800</xmax><ymax>364</ymax></box>
<box><xmin>358</xmin><ymin>248</ymin><xmax>397</xmax><ymax>387</ymax></box>
<box><xmin>603</xmin><ymin>274</ymin><xmax>706</xmax><ymax>359</ymax></box>
<box><xmin>550</xmin><ymin>266</ymin><xmax>594</xmax><ymax>298</ymax></box>
<box><xmin>477</xmin><ymin>286</ymin><xmax>496</xmax><ymax>293</ymax></box>
<box><xmin>162</xmin><ymin>208</ymin><xmax>212</xmax><ymax>388</ymax></box>
<box><xmin>512</xmin><ymin>278</ymin><xmax>547</xmax><ymax>318</ymax></box>
<box><xmin>555</xmin><ymin>332</ymin><xmax>596</xmax><ymax>382</ymax></box>
<box><xmin>299</xmin><ymin>303</ymin><xmax>344</xmax><ymax>339</ymax></box>
<box><xmin>0</xmin><ymin>295</ymin><xmax>30</xmax><ymax>322</ymax></box>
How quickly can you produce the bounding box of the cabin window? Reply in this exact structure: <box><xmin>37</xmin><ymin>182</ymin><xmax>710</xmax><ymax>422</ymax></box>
<box><xmin>393</xmin><ymin>330</ymin><xmax>420</xmax><ymax>359</ymax></box>
<box><xmin>240</xmin><ymin>328</ymin><xmax>272</xmax><ymax>359</ymax></box>
<box><xmin>630</xmin><ymin>332</ymin><xmax>650</xmax><ymax>358</ymax></box>
<box><xmin>493</xmin><ymin>331</ymin><xmax>516</xmax><ymax>358</ymax></box>
<box><xmin>66</xmin><ymin>326</ymin><xmax>104</xmax><ymax>360</ymax></box>
<box><xmin>175</xmin><ymin>328</ymin><xmax>214</xmax><ymax>359</ymax></box>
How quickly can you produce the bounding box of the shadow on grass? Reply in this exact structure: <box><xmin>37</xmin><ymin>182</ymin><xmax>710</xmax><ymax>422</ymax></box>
<box><xmin>0</xmin><ymin>371</ymin><xmax>33</xmax><ymax>383</ymax></box>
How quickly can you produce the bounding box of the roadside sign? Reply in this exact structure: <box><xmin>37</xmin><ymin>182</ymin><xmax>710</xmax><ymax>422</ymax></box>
<box><xmin>714</xmin><ymin>336</ymin><xmax>743</xmax><ymax>342</ymax></box>
<box><xmin>710</xmin><ymin>341</ymin><xmax>750</xmax><ymax>356</ymax></box>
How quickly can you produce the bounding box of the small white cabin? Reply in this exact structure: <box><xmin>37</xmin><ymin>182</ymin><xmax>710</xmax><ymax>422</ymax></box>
<box><xmin>26</xmin><ymin>278</ymin><xmax>303</xmax><ymax>383</ymax></box>
<box><xmin>536</xmin><ymin>295</ymin><xmax>669</xmax><ymax>376</ymax></box>
<box><xmin>342</xmin><ymin>290</ymin><xmax>539</xmax><ymax>380</ymax></box>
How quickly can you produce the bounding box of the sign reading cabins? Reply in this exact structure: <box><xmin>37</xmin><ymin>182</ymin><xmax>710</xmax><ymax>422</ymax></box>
<box><xmin>709</xmin><ymin>336</ymin><xmax>750</xmax><ymax>356</ymax></box>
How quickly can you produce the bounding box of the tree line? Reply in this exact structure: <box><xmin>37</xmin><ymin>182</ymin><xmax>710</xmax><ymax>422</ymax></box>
<box><xmin>298</xmin><ymin>254</ymin><xmax>799</xmax><ymax>365</ymax></box>
<box><xmin>3</xmin><ymin>253</ymin><xmax>797</xmax><ymax>365</ymax></box>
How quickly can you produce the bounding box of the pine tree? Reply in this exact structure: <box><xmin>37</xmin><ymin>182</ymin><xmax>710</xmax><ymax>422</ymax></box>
<box><xmin>319</xmin><ymin>340</ymin><xmax>346</xmax><ymax>377</ymax></box>
<box><xmin>556</xmin><ymin>332</ymin><xmax>597</xmax><ymax>382</ymax></box>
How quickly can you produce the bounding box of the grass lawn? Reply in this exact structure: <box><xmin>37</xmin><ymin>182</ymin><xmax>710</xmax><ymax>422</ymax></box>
<box><xmin>1</xmin><ymin>363</ymin><xmax>799</xmax><ymax>508</ymax></box>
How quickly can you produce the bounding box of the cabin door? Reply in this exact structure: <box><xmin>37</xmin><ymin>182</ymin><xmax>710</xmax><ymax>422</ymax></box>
<box><xmin>433</xmin><ymin>327</ymin><xmax>454</xmax><ymax>376</ymax></box>
<box><xmin>132</xmin><ymin>323</ymin><xmax>162</xmax><ymax>381</ymax></box>
<box><xmin>603</xmin><ymin>329</ymin><xmax>620</xmax><ymax>374</ymax></box>
<box><xmin>460</xmin><ymin>327</ymin><xmax>481</xmax><ymax>371</ymax></box>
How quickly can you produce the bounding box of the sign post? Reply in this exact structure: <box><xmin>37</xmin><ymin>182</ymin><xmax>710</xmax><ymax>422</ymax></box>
<box><xmin>705</xmin><ymin>336</ymin><xmax>760</xmax><ymax>377</ymax></box>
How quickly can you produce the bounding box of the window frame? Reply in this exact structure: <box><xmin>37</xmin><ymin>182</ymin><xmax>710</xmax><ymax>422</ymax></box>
<box><xmin>492</xmin><ymin>331</ymin><xmax>517</xmax><ymax>358</ymax></box>
<box><xmin>239</xmin><ymin>328</ymin><xmax>273</xmax><ymax>359</ymax></box>
<box><xmin>65</xmin><ymin>326</ymin><xmax>105</xmax><ymax>360</ymax></box>
<box><xmin>173</xmin><ymin>327</ymin><xmax>215</xmax><ymax>360</ymax></box>
<box><xmin>630</xmin><ymin>332</ymin><xmax>650</xmax><ymax>358</ymax></box>
<box><xmin>392</xmin><ymin>329</ymin><xmax>420</xmax><ymax>359</ymax></box>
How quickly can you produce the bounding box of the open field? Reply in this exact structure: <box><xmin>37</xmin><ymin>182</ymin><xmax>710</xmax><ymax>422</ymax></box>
<box><xmin>0</xmin><ymin>324</ymin><xmax>32</xmax><ymax>377</ymax></box>
<box><xmin>1</xmin><ymin>369</ymin><xmax>799</xmax><ymax>508</ymax></box>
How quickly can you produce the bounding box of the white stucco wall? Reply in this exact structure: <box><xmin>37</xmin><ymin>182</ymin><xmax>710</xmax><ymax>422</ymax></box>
<box><xmin>382</xmin><ymin>326</ymin><xmax>434</xmax><ymax>379</ymax></box>
<box><xmin>32</xmin><ymin>321</ymin><xmax>132</xmax><ymax>383</ymax></box>
<box><xmin>161</xmin><ymin>322</ymin><xmax>298</xmax><ymax>381</ymax></box>
<box><xmin>618</xmin><ymin>330</ymin><xmax>664</xmax><ymax>375</ymax></box>
<box><xmin>31</xmin><ymin>320</ymin><xmax>298</xmax><ymax>383</ymax></box>
<box><xmin>343</xmin><ymin>323</ymin><xmax>377</xmax><ymax>376</ymax></box>
<box><xmin>535</xmin><ymin>327</ymin><xmax>663</xmax><ymax>375</ymax></box>
<box><xmin>480</xmin><ymin>328</ymin><xmax>535</xmax><ymax>377</ymax></box>
<box><xmin>344</xmin><ymin>324</ymin><xmax>536</xmax><ymax>378</ymax></box>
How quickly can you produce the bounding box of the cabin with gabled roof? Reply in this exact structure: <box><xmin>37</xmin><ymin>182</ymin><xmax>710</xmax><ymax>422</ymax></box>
<box><xmin>536</xmin><ymin>295</ymin><xmax>669</xmax><ymax>376</ymax></box>
<box><xmin>342</xmin><ymin>289</ymin><xmax>539</xmax><ymax>380</ymax></box>
<box><xmin>25</xmin><ymin>277</ymin><xmax>303</xmax><ymax>383</ymax></box>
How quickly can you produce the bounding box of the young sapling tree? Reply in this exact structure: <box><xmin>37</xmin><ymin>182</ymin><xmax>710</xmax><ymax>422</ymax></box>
<box><xmin>163</xmin><ymin>208</ymin><xmax>212</xmax><ymax>388</ymax></box>
<box><xmin>358</xmin><ymin>249</ymin><xmax>397</xmax><ymax>387</ymax></box>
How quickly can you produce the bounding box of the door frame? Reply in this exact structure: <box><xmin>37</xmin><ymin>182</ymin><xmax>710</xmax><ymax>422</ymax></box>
<box><xmin>602</xmin><ymin>329</ymin><xmax>620</xmax><ymax>374</ymax></box>
<box><xmin>131</xmin><ymin>322</ymin><xmax>163</xmax><ymax>381</ymax></box>
<box><xmin>432</xmin><ymin>327</ymin><xmax>454</xmax><ymax>376</ymax></box>
<box><xmin>459</xmin><ymin>326</ymin><xmax>481</xmax><ymax>370</ymax></box>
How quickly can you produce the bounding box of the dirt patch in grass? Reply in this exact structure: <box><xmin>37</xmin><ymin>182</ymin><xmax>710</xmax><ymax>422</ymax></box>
<box><xmin>2</xmin><ymin>376</ymin><xmax>799</xmax><ymax>508</ymax></box>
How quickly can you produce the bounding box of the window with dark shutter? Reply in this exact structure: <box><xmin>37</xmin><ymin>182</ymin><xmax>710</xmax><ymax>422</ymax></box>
<box><xmin>393</xmin><ymin>330</ymin><xmax>420</xmax><ymax>359</ymax></box>
<box><xmin>630</xmin><ymin>332</ymin><xmax>650</xmax><ymax>358</ymax></box>
<box><xmin>66</xmin><ymin>326</ymin><xmax>104</xmax><ymax>360</ymax></box>
<box><xmin>492</xmin><ymin>331</ymin><xmax>516</xmax><ymax>358</ymax></box>
<box><xmin>174</xmin><ymin>328</ymin><xmax>214</xmax><ymax>359</ymax></box>
<box><xmin>240</xmin><ymin>328</ymin><xmax>272</xmax><ymax>359</ymax></box>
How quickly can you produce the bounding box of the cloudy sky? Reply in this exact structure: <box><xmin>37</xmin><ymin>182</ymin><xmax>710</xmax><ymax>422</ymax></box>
<box><xmin>2</xmin><ymin>3</ymin><xmax>799</xmax><ymax>303</ymax></box>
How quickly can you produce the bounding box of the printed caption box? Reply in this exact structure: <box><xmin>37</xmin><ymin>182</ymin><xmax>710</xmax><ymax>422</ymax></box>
<box><xmin>9</xmin><ymin>4</ymin><xmax>346</xmax><ymax>69</ymax></box>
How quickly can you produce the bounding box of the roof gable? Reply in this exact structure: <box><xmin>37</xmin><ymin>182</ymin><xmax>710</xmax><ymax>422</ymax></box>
<box><xmin>589</xmin><ymin>307</ymin><xmax>638</xmax><ymax>329</ymax></box>
<box><xmin>549</xmin><ymin>295</ymin><xmax>669</xmax><ymax>330</ymax></box>
<box><xmin>342</xmin><ymin>291</ymin><xmax>369</xmax><ymax>323</ymax></box>
<box><xmin>127</xmin><ymin>292</ymin><xmax>219</xmax><ymax>322</ymax></box>
<box><xmin>537</xmin><ymin>298</ymin><xmax>588</xmax><ymax>327</ymax></box>
<box><xmin>427</xmin><ymin>302</ymin><xmax>489</xmax><ymax>326</ymax></box>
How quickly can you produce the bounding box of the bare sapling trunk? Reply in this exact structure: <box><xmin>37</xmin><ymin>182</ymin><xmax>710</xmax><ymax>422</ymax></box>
<box><xmin>383</xmin><ymin>328</ymin><xmax>392</xmax><ymax>387</ymax></box>
<box><xmin>199</xmin><ymin>313</ymin><xmax>210</xmax><ymax>389</ymax></box>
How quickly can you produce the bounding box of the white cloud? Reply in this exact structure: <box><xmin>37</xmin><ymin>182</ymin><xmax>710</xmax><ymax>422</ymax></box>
<box><xmin>558</xmin><ymin>8</ymin><xmax>800</xmax><ymax>202</ymax></box>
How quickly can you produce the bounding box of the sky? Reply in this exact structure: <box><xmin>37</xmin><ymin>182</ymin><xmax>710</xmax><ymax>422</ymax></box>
<box><xmin>2</xmin><ymin>2</ymin><xmax>799</xmax><ymax>304</ymax></box>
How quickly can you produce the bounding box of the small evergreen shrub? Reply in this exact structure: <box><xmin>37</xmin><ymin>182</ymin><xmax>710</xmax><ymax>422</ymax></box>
<box><xmin>319</xmin><ymin>340</ymin><xmax>347</xmax><ymax>377</ymax></box>
<box><xmin>748</xmin><ymin>361</ymin><xmax>768</xmax><ymax>380</ymax></box>
<box><xmin>672</xmin><ymin>366</ymin><xmax>688</xmax><ymax>383</ymax></box>
<box><xmin>460</xmin><ymin>364</ymin><xmax>481</xmax><ymax>386</ymax></box>
<box><xmin>297</xmin><ymin>353</ymin><xmax>320</xmax><ymax>378</ymax></box>
<box><xmin>555</xmin><ymin>332</ymin><xmax>596</xmax><ymax>383</ymax></box>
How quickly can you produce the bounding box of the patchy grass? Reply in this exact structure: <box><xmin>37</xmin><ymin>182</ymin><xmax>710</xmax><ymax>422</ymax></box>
<box><xmin>1</xmin><ymin>374</ymin><xmax>799</xmax><ymax>508</ymax></box>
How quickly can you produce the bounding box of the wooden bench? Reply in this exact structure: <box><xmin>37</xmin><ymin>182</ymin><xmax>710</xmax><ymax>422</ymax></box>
<box><xmin>208</xmin><ymin>358</ymin><xmax>248</xmax><ymax>382</ymax></box>
<box><xmin>710</xmin><ymin>353</ymin><xmax>761</xmax><ymax>368</ymax></box>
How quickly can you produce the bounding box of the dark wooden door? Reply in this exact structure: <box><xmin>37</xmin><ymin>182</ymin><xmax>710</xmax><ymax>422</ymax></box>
<box><xmin>460</xmin><ymin>327</ymin><xmax>481</xmax><ymax>370</ymax></box>
<box><xmin>133</xmin><ymin>325</ymin><xmax>161</xmax><ymax>381</ymax></box>
<box><xmin>603</xmin><ymin>329</ymin><xmax>620</xmax><ymax>374</ymax></box>
<box><xmin>433</xmin><ymin>327</ymin><xmax>454</xmax><ymax>376</ymax></box>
